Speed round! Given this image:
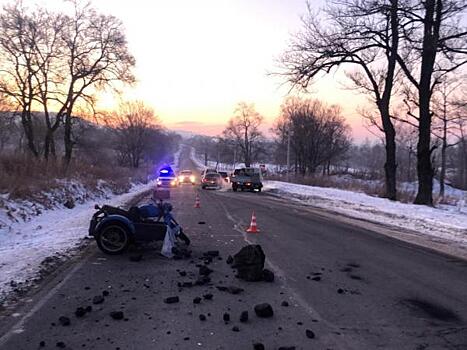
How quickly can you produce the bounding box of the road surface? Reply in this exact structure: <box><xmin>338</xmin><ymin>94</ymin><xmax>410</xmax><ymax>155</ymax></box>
<box><xmin>0</xmin><ymin>146</ymin><xmax>466</xmax><ymax>349</ymax></box>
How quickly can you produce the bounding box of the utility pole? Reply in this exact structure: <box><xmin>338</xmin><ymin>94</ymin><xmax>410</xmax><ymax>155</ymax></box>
<box><xmin>233</xmin><ymin>147</ymin><xmax>237</xmax><ymax>170</ymax></box>
<box><xmin>286</xmin><ymin>122</ymin><xmax>291</xmax><ymax>182</ymax></box>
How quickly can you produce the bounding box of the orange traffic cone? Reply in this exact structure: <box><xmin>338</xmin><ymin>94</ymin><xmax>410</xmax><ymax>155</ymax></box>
<box><xmin>246</xmin><ymin>211</ymin><xmax>260</xmax><ymax>233</ymax></box>
<box><xmin>194</xmin><ymin>194</ymin><xmax>201</xmax><ymax>208</ymax></box>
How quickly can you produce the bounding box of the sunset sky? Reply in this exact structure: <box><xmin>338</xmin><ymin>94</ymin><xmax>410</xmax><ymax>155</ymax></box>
<box><xmin>11</xmin><ymin>0</ymin><xmax>372</xmax><ymax>140</ymax></box>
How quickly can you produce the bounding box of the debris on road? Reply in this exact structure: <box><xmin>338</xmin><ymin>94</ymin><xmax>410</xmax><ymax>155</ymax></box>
<box><xmin>254</xmin><ymin>303</ymin><xmax>274</xmax><ymax>318</ymax></box>
<box><xmin>109</xmin><ymin>311</ymin><xmax>124</xmax><ymax>320</ymax></box>
<box><xmin>203</xmin><ymin>293</ymin><xmax>213</xmax><ymax>300</ymax></box>
<box><xmin>262</xmin><ymin>268</ymin><xmax>275</xmax><ymax>282</ymax></box>
<box><xmin>164</xmin><ymin>296</ymin><xmax>180</xmax><ymax>304</ymax></box>
<box><xmin>58</xmin><ymin>316</ymin><xmax>70</xmax><ymax>326</ymax></box>
<box><xmin>215</xmin><ymin>285</ymin><xmax>244</xmax><ymax>294</ymax></box>
<box><xmin>240</xmin><ymin>310</ymin><xmax>249</xmax><ymax>323</ymax></box>
<box><xmin>92</xmin><ymin>295</ymin><xmax>104</xmax><ymax>304</ymax></box>
<box><xmin>232</xmin><ymin>245</ymin><xmax>265</xmax><ymax>282</ymax></box>
<box><xmin>306</xmin><ymin>329</ymin><xmax>315</xmax><ymax>339</ymax></box>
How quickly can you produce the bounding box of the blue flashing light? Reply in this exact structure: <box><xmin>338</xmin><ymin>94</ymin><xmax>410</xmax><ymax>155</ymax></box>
<box><xmin>160</xmin><ymin>169</ymin><xmax>169</xmax><ymax>174</ymax></box>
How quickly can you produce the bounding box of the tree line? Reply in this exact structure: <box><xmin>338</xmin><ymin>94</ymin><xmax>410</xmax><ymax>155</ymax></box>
<box><xmin>0</xmin><ymin>0</ymin><xmax>177</xmax><ymax>170</ymax></box>
<box><xmin>0</xmin><ymin>0</ymin><xmax>133</xmax><ymax>165</ymax></box>
<box><xmin>280</xmin><ymin>0</ymin><xmax>467</xmax><ymax>205</ymax></box>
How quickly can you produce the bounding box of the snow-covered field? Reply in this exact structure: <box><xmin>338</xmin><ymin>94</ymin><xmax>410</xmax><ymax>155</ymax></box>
<box><xmin>0</xmin><ymin>146</ymin><xmax>181</xmax><ymax>302</ymax></box>
<box><xmin>190</xmin><ymin>147</ymin><xmax>467</xmax><ymax>254</ymax></box>
<box><xmin>264</xmin><ymin>181</ymin><xmax>466</xmax><ymax>246</ymax></box>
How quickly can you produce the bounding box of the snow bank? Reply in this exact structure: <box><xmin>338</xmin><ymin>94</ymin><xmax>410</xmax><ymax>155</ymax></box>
<box><xmin>264</xmin><ymin>181</ymin><xmax>467</xmax><ymax>246</ymax></box>
<box><xmin>0</xmin><ymin>181</ymin><xmax>155</xmax><ymax>301</ymax></box>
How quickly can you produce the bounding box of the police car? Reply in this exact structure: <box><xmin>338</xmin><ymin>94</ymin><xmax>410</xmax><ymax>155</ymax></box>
<box><xmin>156</xmin><ymin>166</ymin><xmax>178</xmax><ymax>188</ymax></box>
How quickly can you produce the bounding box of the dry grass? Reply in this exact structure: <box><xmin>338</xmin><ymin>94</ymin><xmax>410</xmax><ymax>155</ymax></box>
<box><xmin>0</xmin><ymin>154</ymin><xmax>149</xmax><ymax>200</ymax></box>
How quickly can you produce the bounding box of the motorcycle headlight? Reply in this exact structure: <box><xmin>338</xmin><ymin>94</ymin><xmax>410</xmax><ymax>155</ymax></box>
<box><xmin>179</xmin><ymin>175</ymin><xmax>184</xmax><ymax>181</ymax></box>
<box><xmin>190</xmin><ymin>175</ymin><xmax>195</xmax><ymax>182</ymax></box>
<box><xmin>171</xmin><ymin>180</ymin><xmax>176</xmax><ymax>185</ymax></box>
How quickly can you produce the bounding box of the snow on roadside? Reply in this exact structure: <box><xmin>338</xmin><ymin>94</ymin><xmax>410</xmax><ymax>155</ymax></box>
<box><xmin>0</xmin><ymin>181</ymin><xmax>155</xmax><ymax>302</ymax></box>
<box><xmin>264</xmin><ymin>181</ymin><xmax>467</xmax><ymax>247</ymax></box>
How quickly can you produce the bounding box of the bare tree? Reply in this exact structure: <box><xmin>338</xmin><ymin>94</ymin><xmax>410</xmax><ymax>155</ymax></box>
<box><xmin>280</xmin><ymin>0</ymin><xmax>401</xmax><ymax>200</ymax></box>
<box><xmin>395</xmin><ymin>0</ymin><xmax>467</xmax><ymax>205</ymax></box>
<box><xmin>108</xmin><ymin>101</ymin><xmax>160</xmax><ymax>168</ymax></box>
<box><xmin>429</xmin><ymin>78</ymin><xmax>466</xmax><ymax>197</ymax></box>
<box><xmin>223</xmin><ymin>102</ymin><xmax>264</xmax><ymax>167</ymax></box>
<box><xmin>58</xmin><ymin>0</ymin><xmax>136</xmax><ymax>166</ymax></box>
<box><xmin>0</xmin><ymin>2</ymin><xmax>41</xmax><ymax>157</ymax></box>
<box><xmin>274</xmin><ymin>97</ymin><xmax>351</xmax><ymax>175</ymax></box>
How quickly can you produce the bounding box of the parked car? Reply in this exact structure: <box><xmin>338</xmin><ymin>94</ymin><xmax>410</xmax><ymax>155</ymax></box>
<box><xmin>156</xmin><ymin>166</ymin><xmax>178</xmax><ymax>188</ymax></box>
<box><xmin>178</xmin><ymin>169</ymin><xmax>196</xmax><ymax>185</ymax></box>
<box><xmin>201</xmin><ymin>173</ymin><xmax>222</xmax><ymax>189</ymax></box>
<box><xmin>218</xmin><ymin>171</ymin><xmax>229</xmax><ymax>183</ymax></box>
<box><xmin>201</xmin><ymin>168</ymin><xmax>218</xmax><ymax>180</ymax></box>
<box><xmin>230</xmin><ymin>167</ymin><xmax>263</xmax><ymax>192</ymax></box>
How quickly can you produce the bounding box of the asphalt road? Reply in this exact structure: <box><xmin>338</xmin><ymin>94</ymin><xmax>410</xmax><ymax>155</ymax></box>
<box><xmin>0</xmin><ymin>146</ymin><xmax>466</xmax><ymax>350</ymax></box>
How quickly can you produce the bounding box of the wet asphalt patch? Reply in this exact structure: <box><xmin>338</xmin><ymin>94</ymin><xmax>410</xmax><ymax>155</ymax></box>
<box><xmin>402</xmin><ymin>298</ymin><xmax>462</xmax><ymax>323</ymax></box>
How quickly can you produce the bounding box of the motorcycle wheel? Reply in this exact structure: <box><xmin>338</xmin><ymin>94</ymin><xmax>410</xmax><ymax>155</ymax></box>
<box><xmin>96</xmin><ymin>224</ymin><xmax>130</xmax><ymax>255</ymax></box>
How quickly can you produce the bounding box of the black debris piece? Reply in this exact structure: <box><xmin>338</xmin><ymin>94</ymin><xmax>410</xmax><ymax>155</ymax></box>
<box><xmin>262</xmin><ymin>269</ymin><xmax>274</xmax><ymax>282</ymax></box>
<box><xmin>56</xmin><ymin>341</ymin><xmax>66</xmax><ymax>348</ymax></box>
<box><xmin>306</xmin><ymin>329</ymin><xmax>315</xmax><ymax>339</ymax></box>
<box><xmin>110</xmin><ymin>311</ymin><xmax>124</xmax><ymax>320</ymax></box>
<box><xmin>204</xmin><ymin>250</ymin><xmax>220</xmax><ymax>258</ymax></box>
<box><xmin>102</xmin><ymin>290</ymin><xmax>110</xmax><ymax>296</ymax></box>
<box><xmin>199</xmin><ymin>265</ymin><xmax>213</xmax><ymax>276</ymax></box>
<box><xmin>179</xmin><ymin>271</ymin><xmax>187</xmax><ymax>277</ymax></box>
<box><xmin>195</xmin><ymin>276</ymin><xmax>211</xmax><ymax>286</ymax></box>
<box><xmin>311</xmin><ymin>276</ymin><xmax>321</xmax><ymax>281</ymax></box>
<box><xmin>198</xmin><ymin>221</ymin><xmax>206</xmax><ymax>225</ymax></box>
<box><xmin>92</xmin><ymin>295</ymin><xmax>105</xmax><ymax>304</ymax></box>
<box><xmin>193</xmin><ymin>297</ymin><xmax>202</xmax><ymax>304</ymax></box>
<box><xmin>254</xmin><ymin>303</ymin><xmax>274</xmax><ymax>318</ymax></box>
<box><xmin>281</xmin><ymin>301</ymin><xmax>289</xmax><ymax>307</ymax></box>
<box><xmin>215</xmin><ymin>285</ymin><xmax>244</xmax><ymax>295</ymax></box>
<box><xmin>58</xmin><ymin>316</ymin><xmax>71</xmax><ymax>326</ymax></box>
<box><xmin>232</xmin><ymin>245</ymin><xmax>265</xmax><ymax>282</ymax></box>
<box><xmin>337</xmin><ymin>288</ymin><xmax>344</xmax><ymax>294</ymax></box>
<box><xmin>278</xmin><ymin>347</ymin><xmax>296</xmax><ymax>350</ymax></box>
<box><xmin>164</xmin><ymin>296</ymin><xmax>180</xmax><ymax>304</ymax></box>
<box><xmin>39</xmin><ymin>341</ymin><xmax>45</xmax><ymax>347</ymax></box>
<box><xmin>203</xmin><ymin>293</ymin><xmax>213</xmax><ymax>300</ymax></box>
<box><xmin>223</xmin><ymin>313</ymin><xmax>230</xmax><ymax>323</ymax></box>
<box><xmin>75</xmin><ymin>307</ymin><xmax>86</xmax><ymax>318</ymax></box>
<box><xmin>199</xmin><ymin>314</ymin><xmax>207</xmax><ymax>321</ymax></box>
<box><xmin>232</xmin><ymin>326</ymin><xmax>240</xmax><ymax>332</ymax></box>
<box><xmin>240</xmin><ymin>311</ymin><xmax>249</xmax><ymax>323</ymax></box>
<box><xmin>253</xmin><ymin>343</ymin><xmax>265</xmax><ymax>350</ymax></box>
<box><xmin>226</xmin><ymin>255</ymin><xmax>234</xmax><ymax>265</ymax></box>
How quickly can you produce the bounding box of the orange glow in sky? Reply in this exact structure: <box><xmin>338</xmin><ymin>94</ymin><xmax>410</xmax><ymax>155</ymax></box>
<box><xmin>9</xmin><ymin>0</ymin><xmax>374</xmax><ymax>141</ymax></box>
